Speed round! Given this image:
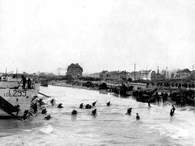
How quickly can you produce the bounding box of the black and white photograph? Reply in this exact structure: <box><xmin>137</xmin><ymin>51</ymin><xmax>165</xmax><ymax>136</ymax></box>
<box><xmin>0</xmin><ymin>0</ymin><xmax>195</xmax><ymax>145</ymax></box>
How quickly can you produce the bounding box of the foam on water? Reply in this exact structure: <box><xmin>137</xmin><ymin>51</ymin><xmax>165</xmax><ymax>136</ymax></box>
<box><xmin>39</xmin><ymin>125</ymin><xmax>54</xmax><ymax>134</ymax></box>
<box><xmin>0</xmin><ymin>85</ymin><xmax>195</xmax><ymax>146</ymax></box>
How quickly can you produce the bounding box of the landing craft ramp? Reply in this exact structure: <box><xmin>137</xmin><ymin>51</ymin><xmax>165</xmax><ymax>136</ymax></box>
<box><xmin>0</xmin><ymin>96</ymin><xmax>19</xmax><ymax>118</ymax></box>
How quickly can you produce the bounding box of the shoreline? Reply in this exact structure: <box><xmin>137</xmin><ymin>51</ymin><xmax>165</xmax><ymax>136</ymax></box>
<box><xmin>48</xmin><ymin>81</ymin><xmax>195</xmax><ymax>107</ymax></box>
<box><xmin>49</xmin><ymin>82</ymin><xmax>100</xmax><ymax>91</ymax></box>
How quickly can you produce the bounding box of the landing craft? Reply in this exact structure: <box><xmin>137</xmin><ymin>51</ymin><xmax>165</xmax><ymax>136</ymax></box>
<box><xmin>0</xmin><ymin>74</ymin><xmax>40</xmax><ymax>119</ymax></box>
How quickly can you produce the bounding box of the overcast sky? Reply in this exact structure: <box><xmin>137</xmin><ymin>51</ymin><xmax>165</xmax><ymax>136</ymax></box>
<box><xmin>0</xmin><ymin>0</ymin><xmax>195</xmax><ymax>74</ymax></box>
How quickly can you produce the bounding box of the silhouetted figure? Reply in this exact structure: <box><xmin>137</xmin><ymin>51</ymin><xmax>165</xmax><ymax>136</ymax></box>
<box><xmin>15</xmin><ymin>105</ymin><xmax>20</xmax><ymax>116</ymax></box>
<box><xmin>57</xmin><ymin>103</ymin><xmax>63</xmax><ymax>108</ymax></box>
<box><xmin>50</xmin><ymin>99</ymin><xmax>55</xmax><ymax>106</ymax></box>
<box><xmin>91</xmin><ymin>109</ymin><xmax>97</xmax><ymax>116</ymax></box>
<box><xmin>21</xmin><ymin>75</ymin><xmax>26</xmax><ymax>89</ymax></box>
<box><xmin>71</xmin><ymin>109</ymin><xmax>77</xmax><ymax>115</ymax></box>
<box><xmin>107</xmin><ymin>101</ymin><xmax>111</xmax><ymax>106</ymax></box>
<box><xmin>148</xmin><ymin>100</ymin><xmax>151</xmax><ymax>108</ymax></box>
<box><xmin>31</xmin><ymin>103</ymin><xmax>38</xmax><ymax>114</ymax></box>
<box><xmin>136</xmin><ymin>113</ymin><xmax>140</xmax><ymax>120</ymax></box>
<box><xmin>85</xmin><ymin>104</ymin><xmax>92</xmax><ymax>109</ymax></box>
<box><xmin>79</xmin><ymin>103</ymin><xmax>84</xmax><ymax>109</ymax></box>
<box><xmin>172</xmin><ymin>105</ymin><xmax>176</xmax><ymax>112</ymax></box>
<box><xmin>44</xmin><ymin>114</ymin><xmax>51</xmax><ymax>120</ymax></box>
<box><xmin>23</xmin><ymin>110</ymin><xmax>29</xmax><ymax>120</ymax></box>
<box><xmin>170</xmin><ymin>105</ymin><xmax>176</xmax><ymax>117</ymax></box>
<box><xmin>38</xmin><ymin>99</ymin><xmax>45</xmax><ymax>107</ymax></box>
<box><xmin>92</xmin><ymin>101</ymin><xmax>97</xmax><ymax>107</ymax></box>
<box><xmin>27</xmin><ymin>78</ymin><xmax>32</xmax><ymax>89</ymax></box>
<box><xmin>126</xmin><ymin>108</ymin><xmax>132</xmax><ymax>115</ymax></box>
<box><xmin>42</xmin><ymin>108</ymin><xmax>47</xmax><ymax>114</ymax></box>
<box><xmin>170</xmin><ymin>109</ymin><xmax>174</xmax><ymax>117</ymax></box>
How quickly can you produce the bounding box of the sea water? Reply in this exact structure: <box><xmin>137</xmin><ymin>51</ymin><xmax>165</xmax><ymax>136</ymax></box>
<box><xmin>0</xmin><ymin>85</ymin><xmax>195</xmax><ymax>146</ymax></box>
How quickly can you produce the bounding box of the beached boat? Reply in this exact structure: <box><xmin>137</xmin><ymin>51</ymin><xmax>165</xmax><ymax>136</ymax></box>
<box><xmin>0</xmin><ymin>76</ymin><xmax>40</xmax><ymax>119</ymax></box>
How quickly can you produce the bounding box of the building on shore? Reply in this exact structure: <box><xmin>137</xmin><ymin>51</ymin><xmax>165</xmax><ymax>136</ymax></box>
<box><xmin>139</xmin><ymin>70</ymin><xmax>155</xmax><ymax>80</ymax></box>
<box><xmin>151</xmin><ymin>71</ymin><xmax>166</xmax><ymax>81</ymax></box>
<box><xmin>128</xmin><ymin>70</ymin><xmax>156</xmax><ymax>81</ymax></box>
<box><xmin>66</xmin><ymin>63</ymin><xmax>83</xmax><ymax>79</ymax></box>
<box><xmin>173</xmin><ymin>69</ymin><xmax>191</xmax><ymax>79</ymax></box>
<box><xmin>128</xmin><ymin>71</ymin><xmax>140</xmax><ymax>81</ymax></box>
<box><xmin>190</xmin><ymin>70</ymin><xmax>195</xmax><ymax>80</ymax></box>
<box><xmin>161</xmin><ymin>69</ymin><xmax>172</xmax><ymax>79</ymax></box>
<box><xmin>99</xmin><ymin>71</ymin><xmax>128</xmax><ymax>83</ymax></box>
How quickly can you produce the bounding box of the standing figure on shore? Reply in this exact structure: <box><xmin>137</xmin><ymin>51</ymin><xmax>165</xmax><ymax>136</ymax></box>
<box><xmin>27</xmin><ymin>78</ymin><xmax>32</xmax><ymax>89</ymax></box>
<box><xmin>21</xmin><ymin>75</ymin><xmax>26</xmax><ymax>89</ymax></box>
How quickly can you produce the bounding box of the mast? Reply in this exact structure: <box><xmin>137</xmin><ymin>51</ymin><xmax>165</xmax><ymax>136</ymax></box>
<box><xmin>134</xmin><ymin>63</ymin><xmax>136</xmax><ymax>81</ymax></box>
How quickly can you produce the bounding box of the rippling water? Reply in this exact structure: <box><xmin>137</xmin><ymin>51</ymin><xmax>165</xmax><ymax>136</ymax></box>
<box><xmin>0</xmin><ymin>85</ymin><xmax>195</xmax><ymax>146</ymax></box>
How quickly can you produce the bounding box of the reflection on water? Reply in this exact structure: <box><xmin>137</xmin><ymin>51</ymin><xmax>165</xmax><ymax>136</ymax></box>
<box><xmin>0</xmin><ymin>85</ymin><xmax>195</xmax><ymax>146</ymax></box>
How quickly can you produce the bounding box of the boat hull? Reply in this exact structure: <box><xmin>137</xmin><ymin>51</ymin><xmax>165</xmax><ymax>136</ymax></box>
<box><xmin>0</xmin><ymin>83</ymin><xmax>40</xmax><ymax>118</ymax></box>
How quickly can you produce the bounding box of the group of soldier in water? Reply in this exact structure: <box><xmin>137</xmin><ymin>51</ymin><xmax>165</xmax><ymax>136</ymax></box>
<box><xmin>71</xmin><ymin>100</ymin><xmax>175</xmax><ymax>121</ymax></box>
<box><xmin>12</xmin><ymin>74</ymin><xmax>176</xmax><ymax>120</ymax></box>
<box><xmin>20</xmin><ymin>94</ymin><xmax>176</xmax><ymax>121</ymax></box>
